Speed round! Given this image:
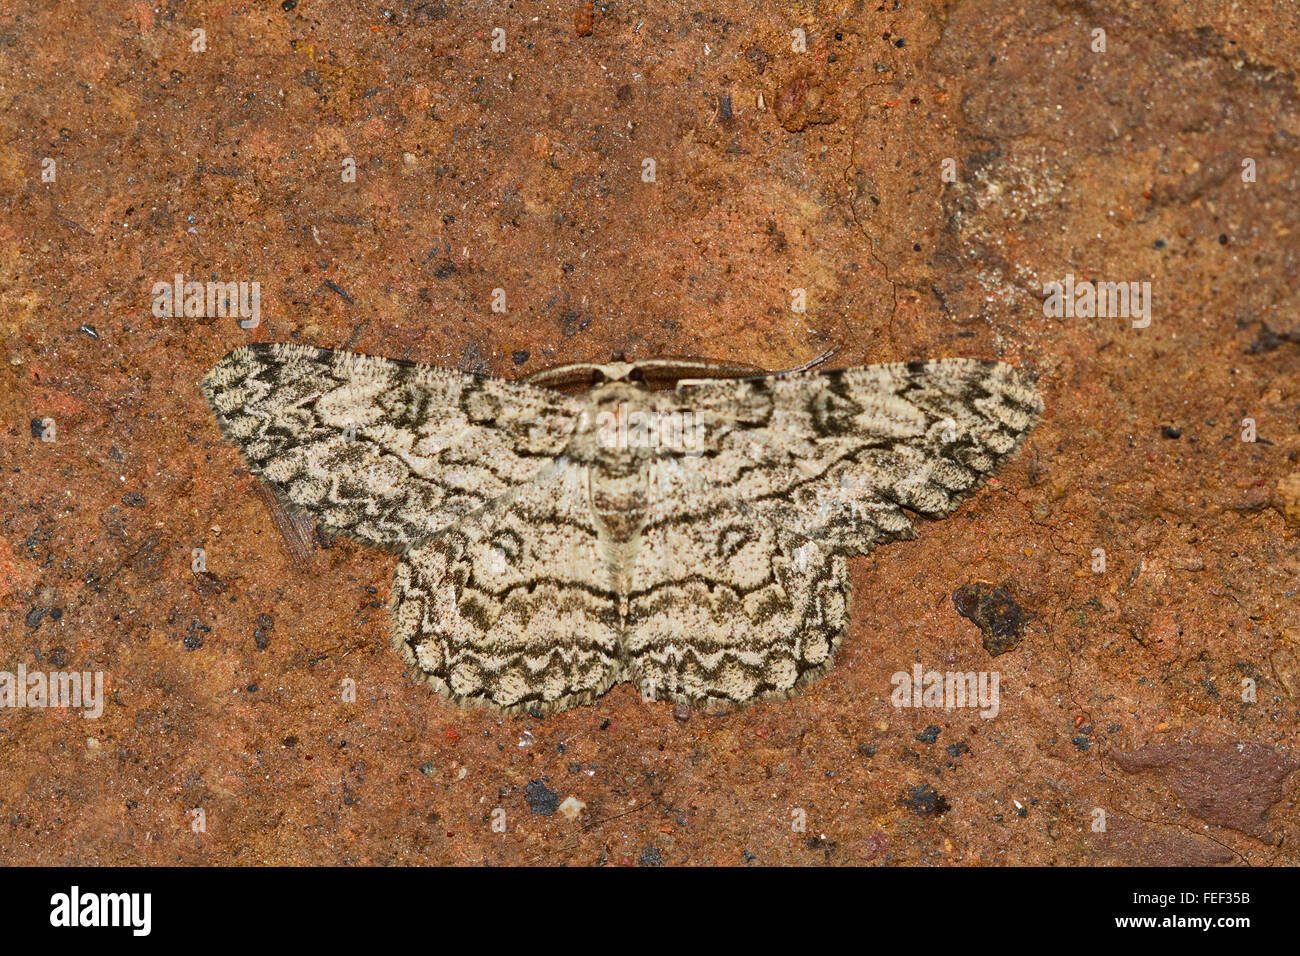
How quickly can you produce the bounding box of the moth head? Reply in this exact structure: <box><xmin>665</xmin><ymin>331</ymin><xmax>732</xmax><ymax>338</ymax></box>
<box><xmin>593</xmin><ymin>359</ymin><xmax>645</xmax><ymax>384</ymax></box>
<box><xmin>522</xmin><ymin>360</ymin><xmax>648</xmax><ymax>394</ymax></box>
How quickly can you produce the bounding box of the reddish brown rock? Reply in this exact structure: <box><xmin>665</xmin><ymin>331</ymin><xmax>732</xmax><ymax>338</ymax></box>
<box><xmin>1277</xmin><ymin>472</ymin><xmax>1300</xmax><ymax>526</ymax></box>
<box><xmin>573</xmin><ymin>3</ymin><xmax>594</xmax><ymax>38</ymax></box>
<box><xmin>773</xmin><ymin>72</ymin><xmax>836</xmax><ymax>132</ymax></box>
<box><xmin>1095</xmin><ymin>812</ymin><xmax>1235</xmax><ymax>866</ymax></box>
<box><xmin>2</xmin><ymin>0</ymin><xmax>1298</xmax><ymax>867</ymax></box>
<box><xmin>1111</xmin><ymin>743</ymin><xmax>1300</xmax><ymax>845</ymax></box>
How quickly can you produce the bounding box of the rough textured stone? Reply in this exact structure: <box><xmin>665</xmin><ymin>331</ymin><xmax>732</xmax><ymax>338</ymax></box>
<box><xmin>1</xmin><ymin>0</ymin><xmax>1297</xmax><ymax>865</ymax></box>
<box><xmin>1094</xmin><ymin>812</ymin><xmax>1236</xmax><ymax>866</ymax></box>
<box><xmin>1111</xmin><ymin>743</ymin><xmax>1300</xmax><ymax>845</ymax></box>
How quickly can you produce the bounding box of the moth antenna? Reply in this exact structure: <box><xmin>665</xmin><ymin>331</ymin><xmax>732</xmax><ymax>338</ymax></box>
<box><xmin>779</xmin><ymin>347</ymin><xmax>838</xmax><ymax>375</ymax></box>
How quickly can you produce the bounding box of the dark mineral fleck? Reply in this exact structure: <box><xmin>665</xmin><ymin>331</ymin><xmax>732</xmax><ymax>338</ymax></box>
<box><xmin>184</xmin><ymin>620</ymin><xmax>210</xmax><ymax>651</ymax></box>
<box><xmin>952</xmin><ymin>582</ymin><xmax>1028</xmax><ymax>656</ymax></box>
<box><xmin>254</xmin><ymin>613</ymin><xmax>274</xmax><ymax>650</ymax></box>
<box><xmin>900</xmin><ymin>783</ymin><xmax>950</xmax><ymax>816</ymax></box>
<box><xmin>638</xmin><ymin>845</ymin><xmax>663</xmax><ymax>866</ymax></box>
<box><xmin>525</xmin><ymin>779</ymin><xmax>560</xmax><ymax>815</ymax></box>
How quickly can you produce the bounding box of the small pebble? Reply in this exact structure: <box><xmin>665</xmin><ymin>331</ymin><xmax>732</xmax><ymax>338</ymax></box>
<box><xmin>558</xmin><ymin>795</ymin><xmax>586</xmax><ymax>820</ymax></box>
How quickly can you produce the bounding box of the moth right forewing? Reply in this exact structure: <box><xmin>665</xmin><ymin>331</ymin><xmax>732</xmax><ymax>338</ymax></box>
<box><xmin>658</xmin><ymin>359</ymin><xmax>1041</xmax><ymax>551</ymax></box>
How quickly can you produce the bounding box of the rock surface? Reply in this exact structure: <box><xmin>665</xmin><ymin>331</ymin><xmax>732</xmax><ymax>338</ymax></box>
<box><xmin>1</xmin><ymin>0</ymin><xmax>1297</xmax><ymax>864</ymax></box>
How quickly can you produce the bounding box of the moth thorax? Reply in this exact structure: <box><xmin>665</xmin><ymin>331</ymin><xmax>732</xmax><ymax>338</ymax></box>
<box><xmin>588</xmin><ymin>467</ymin><xmax>650</xmax><ymax>542</ymax></box>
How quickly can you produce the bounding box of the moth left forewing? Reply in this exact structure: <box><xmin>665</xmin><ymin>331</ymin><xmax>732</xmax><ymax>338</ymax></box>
<box><xmin>202</xmin><ymin>343</ymin><xmax>584</xmax><ymax>552</ymax></box>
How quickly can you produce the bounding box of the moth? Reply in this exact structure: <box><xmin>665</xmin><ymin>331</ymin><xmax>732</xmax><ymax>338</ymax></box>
<box><xmin>202</xmin><ymin>343</ymin><xmax>1042</xmax><ymax>713</ymax></box>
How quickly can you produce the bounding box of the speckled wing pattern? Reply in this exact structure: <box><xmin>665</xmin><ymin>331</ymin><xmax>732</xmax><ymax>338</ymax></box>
<box><xmin>626</xmin><ymin>467</ymin><xmax>851</xmax><ymax>707</ymax></box>
<box><xmin>626</xmin><ymin>359</ymin><xmax>1042</xmax><ymax>707</ymax></box>
<box><xmin>678</xmin><ymin>359</ymin><xmax>1043</xmax><ymax>551</ymax></box>
<box><xmin>392</xmin><ymin>463</ymin><xmax>624</xmax><ymax>713</ymax></box>
<box><xmin>201</xmin><ymin>343</ymin><xmax>581</xmax><ymax>551</ymax></box>
<box><xmin>203</xmin><ymin>346</ymin><xmax>1041</xmax><ymax>713</ymax></box>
